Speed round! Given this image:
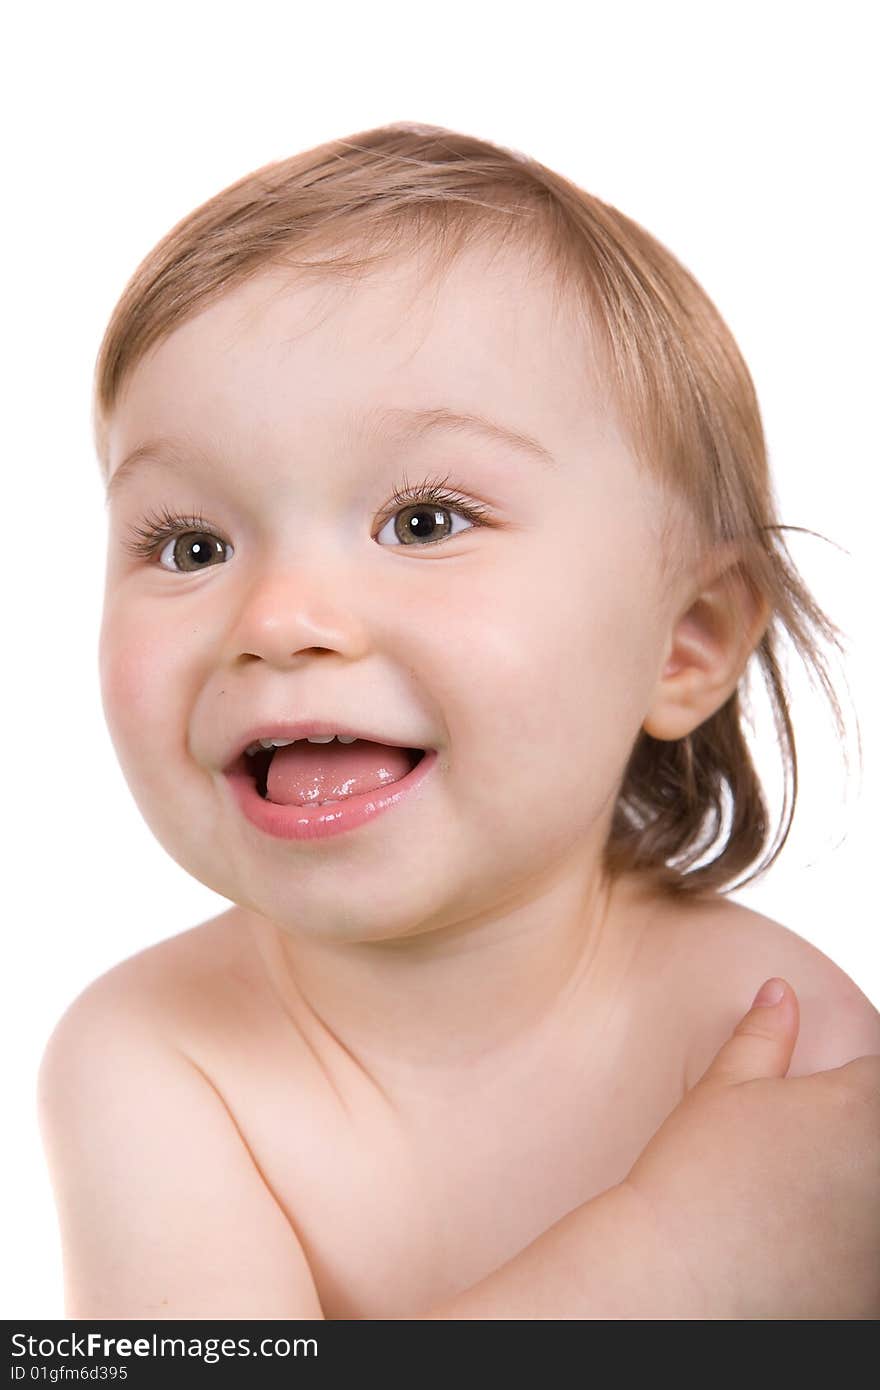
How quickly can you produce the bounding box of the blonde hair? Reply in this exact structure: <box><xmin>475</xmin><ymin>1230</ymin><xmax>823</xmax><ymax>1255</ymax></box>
<box><xmin>92</xmin><ymin>121</ymin><xmax>856</xmax><ymax>897</ymax></box>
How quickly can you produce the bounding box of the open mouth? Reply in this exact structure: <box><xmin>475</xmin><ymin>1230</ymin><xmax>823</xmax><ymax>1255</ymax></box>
<box><xmin>225</xmin><ymin>739</ymin><xmax>438</xmax><ymax>841</ymax></box>
<box><xmin>242</xmin><ymin>743</ymin><xmax>426</xmax><ymax>800</ymax></box>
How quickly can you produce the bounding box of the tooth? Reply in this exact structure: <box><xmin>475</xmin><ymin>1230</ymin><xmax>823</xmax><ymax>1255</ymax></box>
<box><xmin>246</xmin><ymin>733</ymin><xmax>364</xmax><ymax>755</ymax></box>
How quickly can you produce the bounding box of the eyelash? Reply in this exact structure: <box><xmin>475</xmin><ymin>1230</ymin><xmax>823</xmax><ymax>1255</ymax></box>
<box><xmin>121</xmin><ymin>473</ymin><xmax>494</xmax><ymax>565</ymax></box>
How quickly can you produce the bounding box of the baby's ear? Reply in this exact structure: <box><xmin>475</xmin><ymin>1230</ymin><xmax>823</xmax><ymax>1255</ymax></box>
<box><xmin>642</xmin><ymin>548</ymin><xmax>770</xmax><ymax>741</ymax></box>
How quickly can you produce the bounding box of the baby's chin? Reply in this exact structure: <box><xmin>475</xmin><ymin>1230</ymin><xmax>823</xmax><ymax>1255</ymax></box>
<box><xmin>217</xmin><ymin>849</ymin><xmax>531</xmax><ymax>952</ymax></box>
<box><xmin>228</xmin><ymin>882</ymin><xmax>477</xmax><ymax>949</ymax></box>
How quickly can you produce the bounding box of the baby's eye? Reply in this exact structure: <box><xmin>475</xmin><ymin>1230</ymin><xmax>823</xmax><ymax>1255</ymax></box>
<box><xmin>374</xmin><ymin>476</ymin><xmax>493</xmax><ymax>548</ymax></box>
<box><xmin>156</xmin><ymin>531</ymin><xmax>231</xmax><ymax>573</ymax></box>
<box><xmin>375</xmin><ymin>498</ymin><xmax>481</xmax><ymax>547</ymax></box>
<box><xmin>122</xmin><ymin>508</ymin><xmax>233</xmax><ymax>573</ymax></box>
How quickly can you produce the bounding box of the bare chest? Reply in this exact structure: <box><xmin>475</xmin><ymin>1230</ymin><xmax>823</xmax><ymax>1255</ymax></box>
<box><xmin>207</xmin><ymin>1002</ymin><xmax>688</xmax><ymax>1319</ymax></box>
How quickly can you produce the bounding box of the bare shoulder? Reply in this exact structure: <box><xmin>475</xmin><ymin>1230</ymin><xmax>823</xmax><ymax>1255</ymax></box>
<box><xmin>675</xmin><ymin>896</ymin><xmax>880</xmax><ymax>1086</ymax></box>
<box><xmin>41</xmin><ymin>908</ymin><xmax>267</xmax><ymax>1057</ymax></box>
<box><xmin>36</xmin><ymin>913</ymin><xmax>236</xmax><ymax>1144</ymax></box>
<box><xmin>37</xmin><ymin>910</ymin><xmax>323</xmax><ymax>1318</ymax></box>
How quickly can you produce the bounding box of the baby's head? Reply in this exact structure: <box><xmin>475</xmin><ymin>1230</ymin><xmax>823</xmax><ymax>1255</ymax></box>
<box><xmin>93</xmin><ymin>122</ymin><xmax>847</xmax><ymax>940</ymax></box>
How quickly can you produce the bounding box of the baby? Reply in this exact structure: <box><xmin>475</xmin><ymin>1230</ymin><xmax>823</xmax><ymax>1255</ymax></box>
<box><xmin>39</xmin><ymin>122</ymin><xmax>880</xmax><ymax>1319</ymax></box>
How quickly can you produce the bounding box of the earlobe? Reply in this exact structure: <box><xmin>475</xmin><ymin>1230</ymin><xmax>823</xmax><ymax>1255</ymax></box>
<box><xmin>643</xmin><ymin>560</ymin><xmax>770</xmax><ymax>742</ymax></box>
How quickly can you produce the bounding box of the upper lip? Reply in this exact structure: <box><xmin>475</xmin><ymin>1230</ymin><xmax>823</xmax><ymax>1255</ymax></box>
<box><xmin>221</xmin><ymin>719</ymin><xmax>429</xmax><ymax>773</ymax></box>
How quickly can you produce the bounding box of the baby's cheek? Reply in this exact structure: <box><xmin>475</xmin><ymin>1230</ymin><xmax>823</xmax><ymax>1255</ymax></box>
<box><xmin>98</xmin><ymin>607</ymin><xmax>178</xmax><ymax>767</ymax></box>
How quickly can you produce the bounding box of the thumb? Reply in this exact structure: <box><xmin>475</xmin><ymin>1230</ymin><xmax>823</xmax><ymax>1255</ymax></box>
<box><xmin>694</xmin><ymin>978</ymin><xmax>800</xmax><ymax>1090</ymax></box>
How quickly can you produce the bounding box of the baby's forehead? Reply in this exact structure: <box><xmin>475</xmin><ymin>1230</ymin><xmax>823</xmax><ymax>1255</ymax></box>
<box><xmin>201</xmin><ymin>246</ymin><xmax>596</xmax><ymax>374</ymax></box>
<box><xmin>118</xmin><ymin>246</ymin><xmax>613</xmax><ymax>458</ymax></box>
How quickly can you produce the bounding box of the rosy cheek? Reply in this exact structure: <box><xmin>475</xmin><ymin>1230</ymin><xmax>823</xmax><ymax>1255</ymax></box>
<box><xmin>99</xmin><ymin>611</ymin><xmax>173</xmax><ymax>754</ymax></box>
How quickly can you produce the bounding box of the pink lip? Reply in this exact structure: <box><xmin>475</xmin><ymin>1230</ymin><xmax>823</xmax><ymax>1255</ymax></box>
<box><xmin>224</xmin><ymin>748</ymin><xmax>438</xmax><ymax>842</ymax></box>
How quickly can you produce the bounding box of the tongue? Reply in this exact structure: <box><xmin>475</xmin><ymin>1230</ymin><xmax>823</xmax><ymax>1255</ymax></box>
<box><xmin>265</xmin><ymin>740</ymin><xmax>414</xmax><ymax>807</ymax></box>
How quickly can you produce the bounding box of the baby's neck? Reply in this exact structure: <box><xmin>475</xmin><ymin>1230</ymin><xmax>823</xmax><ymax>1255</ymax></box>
<box><xmin>239</xmin><ymin>869</ymin><xmax>655</xmax><ymax>1104</ymax></box>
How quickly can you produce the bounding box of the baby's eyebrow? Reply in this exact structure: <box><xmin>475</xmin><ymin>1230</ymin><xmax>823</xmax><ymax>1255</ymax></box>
<box><xmin>361</xmin><ymin>405</ymin><xmax>558</xmax><ymax>470</ymax></box>
<box><xmin>105</xmin><ymin>405</ymin><xmax>557</xmax><ymax>505</ymax></box>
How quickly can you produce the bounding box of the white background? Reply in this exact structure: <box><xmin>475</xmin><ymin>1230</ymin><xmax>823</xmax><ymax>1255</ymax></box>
<box><xmin>3</xmin><ymin>0</ymin><xmax>877</xmax><ymax>1318</ymax></box>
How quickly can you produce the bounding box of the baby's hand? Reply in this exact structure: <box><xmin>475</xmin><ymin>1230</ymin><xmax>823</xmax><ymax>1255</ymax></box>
<box><xmin>622</xmin><ymin>979</ymin><xmax>880</xmax><ymax>1319</ymax></box>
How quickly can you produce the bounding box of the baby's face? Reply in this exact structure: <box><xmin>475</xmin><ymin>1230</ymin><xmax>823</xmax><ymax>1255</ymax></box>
<box><xmin>100</xmin><ymin>244</ymin><xmax>685</xmax><ymax>940</ymax></box>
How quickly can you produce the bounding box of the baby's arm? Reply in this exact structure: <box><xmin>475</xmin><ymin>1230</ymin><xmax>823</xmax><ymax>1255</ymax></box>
<box><xmin>38</xmin><ymin>980</ymin><xmax>323</xmax><ymax>1319</ymax></box>
<box><xmin>39</xmin><ymin>975</ymin><xmax>879</xmax><ymax>1320</ymax></box>
<box><xmin>420</xmin><ymin>979</ymin><xmax>880</xmax><ymax>1320</ymax></box>
<box><xmin>36</xmin><ymin>980</ymin><xmax>682</xmax><ymax>1320</ymax></box>
<box><xmin>38</xmin><ymin>976</ymin><xmax>668</xmax><ymax>1320</ymax></box>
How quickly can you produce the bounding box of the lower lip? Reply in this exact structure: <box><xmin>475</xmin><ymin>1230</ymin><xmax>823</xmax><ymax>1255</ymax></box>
<box><xmin>224</xmin><ymin>749</ymin><xmax>438</xmax><ymax>842</ymax></box>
